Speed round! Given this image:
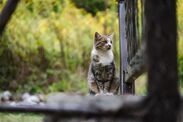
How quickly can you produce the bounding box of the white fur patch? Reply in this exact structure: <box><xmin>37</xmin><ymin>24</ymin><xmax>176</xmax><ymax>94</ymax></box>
<box><xmin>91</xmin><ymin>48</ymin><xmax>114</xmax><ymax>66</ymax></box>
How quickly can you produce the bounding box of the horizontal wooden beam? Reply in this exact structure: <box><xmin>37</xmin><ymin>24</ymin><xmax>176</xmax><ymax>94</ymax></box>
<box><xmin>0</xmin><ymin>94</ymin><xmax>182</xmax><ymax>121</ymax></box>
<box><xmin>0</xmin><ymin>95</ymin><xmax>145</xmax><ymax>117</ymax></box>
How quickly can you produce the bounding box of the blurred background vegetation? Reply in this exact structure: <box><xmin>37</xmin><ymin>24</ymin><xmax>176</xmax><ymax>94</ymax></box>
<box><xmin>0</xmin><ymin>0</ymin><xmax>119</xmax><ymax>94</ymax></box>
<box><xmin>0</xmin><ymin>0</ymin><xmax>182</xmax><ymax>95</ymax></box>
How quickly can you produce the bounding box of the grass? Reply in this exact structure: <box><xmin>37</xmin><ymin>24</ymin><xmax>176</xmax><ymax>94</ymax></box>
<box><xmin>135</xmin><ymin>73</ymin><xmax>147</xmax><ymax>95</ymax></box>
<box><xmin>135</xmin><ymin>73</ymin><xmax>183</xmax><ymax>95</ymax></box>
<box><xmin>0</xmin><ymin>113</ymin><xmax>43</xmax><ymax>122</ymax></box>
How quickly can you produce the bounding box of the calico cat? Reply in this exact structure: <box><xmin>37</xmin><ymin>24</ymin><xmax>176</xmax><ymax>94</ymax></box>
<box><xmin>87</xmin><ymin>32</ymin><xmax>119</xmax><ymax>96</ymax></box>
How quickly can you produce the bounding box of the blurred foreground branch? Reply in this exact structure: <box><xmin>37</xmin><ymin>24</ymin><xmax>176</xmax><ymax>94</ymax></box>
<box><xmin>0</xmin><ymin>0</ymin><xmax>20</xmax><ymax>35</ymax></box>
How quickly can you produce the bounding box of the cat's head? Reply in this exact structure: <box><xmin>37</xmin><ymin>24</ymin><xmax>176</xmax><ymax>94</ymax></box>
<box><xmin>94</xmin><ymin>32</ymin><xmax>113</xmax><ymax>51</ymax></box>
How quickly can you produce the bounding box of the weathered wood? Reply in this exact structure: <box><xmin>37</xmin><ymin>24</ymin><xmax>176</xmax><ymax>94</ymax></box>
<box><xmin>0</xmin><ymin>95</ymin><xmax>147</xmax><ymax>121</ymax></box>
<box><xmin>119</xmin><ymin>0</ymin><xmax>141</xmax><ymax>94</ymax></box>
<box><xmin>125</xmin><ymin>0</ymin><xmax>139</xmax><ymax>62</ymax></box>
<box><xmin>0</xmin><ymin>0</ymin><xmax>20</xmax><ymax>35</ymax></box>
<box><xmin>44</xmin><ymin>116</ymin><xmax>141</xmax><ymax>122</ymax></box>
<box><xmin>144</xmin><ymin>0</ymin><xmax>180</xmax><ymax>121</ymax></box>
<box><xmin>119</xmin><ymin>0</ymin><xmax>129</xmax><ymax>94</ymax></box>
<box><xmin>0</xmin><ymin>95</ymin><xmax>145</xmax><ymax>116</ymax></box>
<box><xmin>124</xmin><ymin>0</ymin><xmax>146</xmax><ymax>84</ymax></box>
<box><xmin>44</xmin><ymin>94</ymin><xmax>145</xmax><ymax>122</ymax></box>
<box><xmin>125</xmin><ymin>48</ymin><xmax>145</xmax><ymax>83</ymax></box>
<box><xmin>0</xmin><ymin>94</ymin><xmax>183</xmax><ymax>121</ymax></box>
<box><xmin>0</xmin><ymin>0</ymin><xmax>180</xmax><ymax>122</ymax></box>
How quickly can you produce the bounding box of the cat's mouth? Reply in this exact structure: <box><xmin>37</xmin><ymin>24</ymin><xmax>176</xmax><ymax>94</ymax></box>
<box><xmin>96</xmin><ymin>46</ymin><xmax>111</xmax><ymax>51</ymax></box>
<box><xmin>106</xmin><ymin>45</ymin><xmax>111</xmax><ymax>50</ymax></box>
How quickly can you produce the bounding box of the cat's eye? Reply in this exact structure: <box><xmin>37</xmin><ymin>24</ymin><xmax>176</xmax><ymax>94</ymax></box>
<box><xmin>103</xmin><ymin>40</ymin><xmax>107</xmax><ymax>43</ymax></box>
<box><xmin>110</xmin><ymin>41</ymin><xmax>112</xmax><ymax>44</ymax></box>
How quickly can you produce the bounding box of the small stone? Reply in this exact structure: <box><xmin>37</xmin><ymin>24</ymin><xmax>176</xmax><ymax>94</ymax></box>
<box><xmin>1</xmin><ymin>91</ymin><xmax>12</xmax><ymax>102</ymax></box>
<box><xmin>22</xmin><ymin>92</ymin><xmax>31</xmax><ymax>100</ymax></box>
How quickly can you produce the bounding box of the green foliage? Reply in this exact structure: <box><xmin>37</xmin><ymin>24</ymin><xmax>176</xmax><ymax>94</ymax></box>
<box><xmin>178</xmin><ymin>0</ymin><xmax>183</xmax><ymax>91</ymax></box>
<box><xmin>135</xmin><ymin>73</ymin><xmax>147</xmax><ymax>95</ymax></box>
<box><xmin>0</xmin><ymin>0</ymin><xmax>119</xmax><ymax>94</ymax></box>
<box><xmin>0</xmin><ymin>0</ymin><xmax>182</xmax><ymax>95</ymax></box>
<box><xmin>0</xmin><ymin>113</ymin><xmax>42</xmax><ymax>122</ymax></box>
<box><xmin>179</xmin><ymin>55</ymin><xmax>183</xmax><ymax>85</ymax></box>
<box><xmin>71</xmin><ymin>0</ymin><xmax>114</xmax><ymax>15</ymax></box>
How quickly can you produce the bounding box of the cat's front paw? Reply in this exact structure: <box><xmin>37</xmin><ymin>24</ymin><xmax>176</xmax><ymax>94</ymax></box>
<box><xmin>105</xmin><ymin>92</ymin><xmax>114</xmax><ymax>96</ymax></box>
<box><xmin>95</xmin><ymin>91</ymin><xmax>105</xmax><ymax>96</ymax></box>
<box><xmin>95</xmin><ymin>93</ymin><xmax>101</xmax><ymax>96</ymax></box>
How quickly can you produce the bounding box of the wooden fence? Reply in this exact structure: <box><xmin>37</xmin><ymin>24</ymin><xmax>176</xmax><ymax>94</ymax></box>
<box><xmin>0</xmin><ymin>0</ymin><xmax>181</xmax><ymax>122</ymax></box>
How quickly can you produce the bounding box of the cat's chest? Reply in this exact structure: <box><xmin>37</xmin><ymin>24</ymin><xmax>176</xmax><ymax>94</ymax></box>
<box><xmin>92</xmin><ymin>50</ymin><xmax>114</xmax><ymax>66</ymax></box>
<box><xmin>99</xmin><ymin>54</ymin><xmax>113</xmax><ymax>65</ymax></box>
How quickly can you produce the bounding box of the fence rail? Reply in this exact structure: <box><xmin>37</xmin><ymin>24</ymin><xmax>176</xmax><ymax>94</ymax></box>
<box><xmin>0</xmin><ymin>95</ymin><xmax>144</xmax><ymax>116</ymax></box>
<box><xmin>0</xmin><ymin>0</ymin><xmax>180</xmax><ymax>122</ymax></box>
<box><xmin>119</xmin><ymin>0</ymin><xmax>144</xmax><ymax>94</ymax></box>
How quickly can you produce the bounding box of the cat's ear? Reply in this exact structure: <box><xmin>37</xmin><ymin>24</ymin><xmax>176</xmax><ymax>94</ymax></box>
<box><xmin>108</xmin><ymin>33</ymin><xmax>114</xmax><ymax>39</ymax></box>
<box><xmin>95</xmin><ymin>32</ymin><xmax>101</xmax><ymax>40</ymax></box>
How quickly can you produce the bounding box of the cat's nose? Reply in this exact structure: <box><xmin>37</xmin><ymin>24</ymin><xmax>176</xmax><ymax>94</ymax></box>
<box><xmin>107</xmin><ymin>45</ymin><xmax>111</xmax><ymax>50</ymax></box>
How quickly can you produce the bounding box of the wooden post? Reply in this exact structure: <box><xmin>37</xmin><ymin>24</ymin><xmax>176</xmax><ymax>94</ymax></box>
<box><xmin>119</xmin><ymin>0</ymin><xmax>136</xmax><ymax>94</ymax></box>
<box><xmin>144</xmin><ymin>0</ymin><xmax>180</xmax><ymax>121</ymax></box>
<box><xmin>119</xmin><ymin>0</ymin><xmax>126</xmax><ymax>94</ymax></box>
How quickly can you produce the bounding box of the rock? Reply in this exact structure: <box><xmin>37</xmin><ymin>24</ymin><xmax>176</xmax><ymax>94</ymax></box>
<box><xmin>37</xmin><ymin>94</ymin><xmax>46</xmax><ymax>102</ymax></box>
<box><xmin>17</xmin><ymin>101</ymin><xmax>37</xmax><ymax>106</ymax></box>
<box><xmin>39</xmin><ymin>102</ymin><xmax>46</xmax><ymax>106</ymax></box>
<box><xmin>1</xmin><ymin>91</ymin><xmax>13</xmax><ymax>102</ymax></box>
<box><xmin>9</xmin><ymin>101</ymin><xmax>17</xmax><ymax>106</ymax></box>
<box><xmin>0</xmin><ymin>91</ymin><xmax>45</xmax><ymax>106</ymax></box>
<box><xmin>25</xmin><ymin>95</ymin><xmax>40</xmax><ymax>103</ymax></box>
<box><xmin>20</xmin><ymin>93</ymin><xmax>41</xmax><ymax>105</ymax></box>
<box><xmin>22</xmin><ymin>92</ymin><xmax>31</xmax><ymax>101</ymax></box>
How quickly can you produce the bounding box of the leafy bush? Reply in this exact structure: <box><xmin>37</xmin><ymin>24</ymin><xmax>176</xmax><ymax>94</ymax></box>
<box><xmin>71</xmin><ymin>0</ymin><xmax>114</xmax><ymax>15</ymax></box>
<box><xmin>0</xmin><ymin>0</ymin><xmax>119</xmax><ymax>94</ymax></box>
<box><xmin>0</xmin><ymin>0</ymin><xmax>182</xmax><ymax>95</ymax></box>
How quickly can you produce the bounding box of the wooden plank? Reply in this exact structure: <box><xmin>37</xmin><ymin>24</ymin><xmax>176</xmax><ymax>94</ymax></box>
<box><xmin>119</xmin><ymin>0</ymin><xmax>128</xmax><ymax>94</ymax></box>
<box><xmin>0</xmin><ymin>94</ymin><xmax>183</xmax><ymax>121</ymax></box>
<box><xmin>0</xmin><ymin>95</ymin><xmax>144</xmax><ymax>116</ymax></box>
<box><xmin>119</xmin><ymin>0</ymin><xmax>135</xmax><ymax>94</ymax></box>
<box><xmin>143</xmin><ymin>0</ymin><xmax>180</xmax><ymax>121</ymax></box>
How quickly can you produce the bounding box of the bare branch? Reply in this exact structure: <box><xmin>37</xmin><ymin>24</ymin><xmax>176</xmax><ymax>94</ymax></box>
<box><xmin>0</xmin><ymin>0</ymin><xmax>20</xmax><ymax>35</ymax></box>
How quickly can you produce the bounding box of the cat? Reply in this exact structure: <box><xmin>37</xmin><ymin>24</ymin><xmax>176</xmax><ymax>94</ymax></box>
<box><xmin>87</xmin><ymin>32</ymin><xmax>119</xmax><ymax>96</ymax></box>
